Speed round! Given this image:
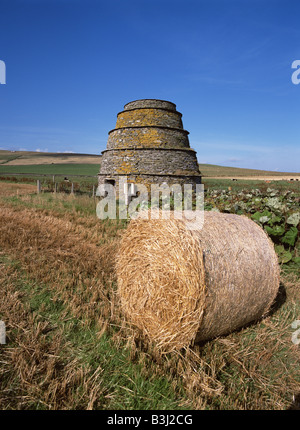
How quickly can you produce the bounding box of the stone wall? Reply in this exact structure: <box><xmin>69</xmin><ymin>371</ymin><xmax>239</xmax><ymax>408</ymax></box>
<box><xmin>107</xmin><ymin>127</ymin><xmax>190</xmax><ymax>150</ymax></box>
<box><xmin>123</xmin><ymin>99</ymin><xmax>176</xmax><ymax>111</ymax></box>
<box><xmin>100</xmin><ymin>148</ymin><xmax>200</xmax><ymax>176</ymax></box>
<box><xmin>98</xmin><ymin>173</ymin><xmax>202</xmax><ymax>194</ymax></box>
<box><xmin>115</xmin><ymin>108</ymin><xmax>183</xmax><ymax>129</ymax></box>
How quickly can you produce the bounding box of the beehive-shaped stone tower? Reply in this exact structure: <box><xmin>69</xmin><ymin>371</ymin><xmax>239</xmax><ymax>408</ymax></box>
<box><xmin>98</xmin><ymin>99</ymin><xmax>201</xmax><ymax>193</ymax></box>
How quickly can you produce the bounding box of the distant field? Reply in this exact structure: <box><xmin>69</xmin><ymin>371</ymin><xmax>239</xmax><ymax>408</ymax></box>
<box><xmin>0</xmin><ymin>150</ymin><xmax>299</xmax><ymax>179</ymax></box>
<box><xmin>0</xmin><ymin>150</ymin><xmax>101</xmax><ymax>166</ymax></box>
<box><xmin>199</xmin><ymin>163</ymin><xmax>300</xmax><ymax>178</ymax></box>
<box><xmin>0</xmin><ymin>163</ymin><xmax>99</xmax><ymax>176</ymax></box>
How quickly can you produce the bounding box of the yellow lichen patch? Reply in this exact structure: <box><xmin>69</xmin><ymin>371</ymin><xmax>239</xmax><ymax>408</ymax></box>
<box><xmin>116</xmin><ymin>109</ymin><xmax>182</xmax><ymax>129</ymax></box>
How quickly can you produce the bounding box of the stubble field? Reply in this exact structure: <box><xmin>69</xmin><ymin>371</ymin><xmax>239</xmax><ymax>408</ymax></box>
<box><xmin>0</xmin><ymin>158</ymin><xmax>299</xmax><ymax>410</ymax></box>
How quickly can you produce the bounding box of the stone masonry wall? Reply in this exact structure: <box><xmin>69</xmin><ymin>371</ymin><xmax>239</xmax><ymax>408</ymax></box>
<box><xmin>107</xmin><ymin>127</ymin><xmax>190</xmax><ymax>150</ymax></box>
<box><xmin>124</xmin><ymin>99</ymin><xmax>176</xmax><ymax>111</ymax></box>
<box><xmin>100</xmin><ymin>148</ymin><xmax>200</xmax><ymax>176</ymax></box>
<box><xmin>115</xmin><ymin>108</ymin><xmax>183</xmax><ymax>129</ymax></box>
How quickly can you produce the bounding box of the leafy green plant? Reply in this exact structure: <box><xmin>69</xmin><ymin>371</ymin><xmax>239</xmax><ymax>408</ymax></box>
<box><xmin>274</xmin><ymin>245</ymin><xmax>293</xmax><ymax>264</ymax></box>
<box><xmin>204</xmin><ymin>186</ymin><xmax>300</xmax><ymax>268</ymax></box>
<box><xmin>281</xmin><ymin>227</ymin><xmax>298</xmax><ymax>247</ymax></box>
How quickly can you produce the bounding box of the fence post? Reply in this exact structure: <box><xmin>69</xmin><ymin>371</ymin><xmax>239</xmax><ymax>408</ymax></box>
<box><xmin>54</xmin><ymin>183</ymin><xmax>57</xmax><ymax>193</ymax></box>
<box><xmin>37</xmin><ymin>179</ymin><xmax>41</xmax><ymax>194</ymax></box>
<box><xmin>71</xmin><ymin>183</ymin><xmax>74</xmax><ymax>194</ymax></box>
<box><xmin>92</xmin><ymin>184</ymin><xmax>95</xmax><ymax>197</ymax></box>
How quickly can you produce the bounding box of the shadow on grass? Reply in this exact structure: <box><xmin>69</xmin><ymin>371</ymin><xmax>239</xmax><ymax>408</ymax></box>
<box><xmin>267</xmin><ymin>281</ymin><xmax>287</xmax><ymax>316</ymax></box>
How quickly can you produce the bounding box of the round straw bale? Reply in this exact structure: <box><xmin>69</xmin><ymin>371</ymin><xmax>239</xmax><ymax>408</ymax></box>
<box><xmin>116</xmin><ymin>211</ymin><xmax>280</xmax><ymax>352</ymax></box>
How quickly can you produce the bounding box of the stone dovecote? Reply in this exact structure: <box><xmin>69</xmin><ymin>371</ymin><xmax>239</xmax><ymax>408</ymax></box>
<box><xmin>98</xmin><ymin>99</ymin><xmax>202</xmax><ymax>193</ymax></box>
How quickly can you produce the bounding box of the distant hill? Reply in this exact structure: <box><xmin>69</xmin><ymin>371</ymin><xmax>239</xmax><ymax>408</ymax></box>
<box><xmin>0</xmin><ymin>150</ymin><xmax>299</xmax><ymax>178</ymax></box>
<box><xmin>199</xmin><ymin>163</ymin><xmax>300</xmax><ymax>178</ymax></box>
<box><xmin>0</xmin><ymin>150</ymin><xmax>101</xmax><ymax>166</ymax></box>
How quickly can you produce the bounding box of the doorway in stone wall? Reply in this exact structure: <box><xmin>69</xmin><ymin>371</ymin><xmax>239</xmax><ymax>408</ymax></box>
<box><xmin>104</xmin><ymin>178</ymin><xmax>116</xmax><ymax>187</ymax></box>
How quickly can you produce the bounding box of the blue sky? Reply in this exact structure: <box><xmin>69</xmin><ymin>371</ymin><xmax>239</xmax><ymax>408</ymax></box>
<box><xmin>0</xmin><ymin>0</ymin><xmax>300</xmax><ymax>172</ymax></box>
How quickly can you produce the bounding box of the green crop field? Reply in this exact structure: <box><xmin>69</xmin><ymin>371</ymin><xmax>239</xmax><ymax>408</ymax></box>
<box><xmin>0</xmin><ymin>150</ymin><xmax>101</xmax><ymax>165</ymax></box>
<box><xmin>0</xmin><ymin>163</ymin><xmax>99</xmax><ymax>176</ymax></box>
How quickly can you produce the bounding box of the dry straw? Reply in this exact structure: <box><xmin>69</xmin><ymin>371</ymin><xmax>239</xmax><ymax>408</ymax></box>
<box><xmin>116</xmin><ymin>211</ymin><xmax>280</xmax><ymax>352</ymax></box>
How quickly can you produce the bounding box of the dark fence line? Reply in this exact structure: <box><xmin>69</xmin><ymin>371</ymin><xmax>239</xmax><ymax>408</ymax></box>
<box><xmin>36</xmin><ymin>179</ymin><xmax>97</xmax><ymax>197</ymax></box>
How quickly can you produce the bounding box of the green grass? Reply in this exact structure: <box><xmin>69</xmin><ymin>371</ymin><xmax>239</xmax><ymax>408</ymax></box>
<box><xmin>3</xmin><ymin>192</ymin><xmax>98</xmax><ymax>217</ymax></box>
<box><xmin>0</xmin><ymin>149</ymin><xmax>100</xmax><ymax>161</ymax></box>
<box><xmin>0</xmin><ymin>163</ymin><xmax>99</xmax><ymax>176</ymax></box>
